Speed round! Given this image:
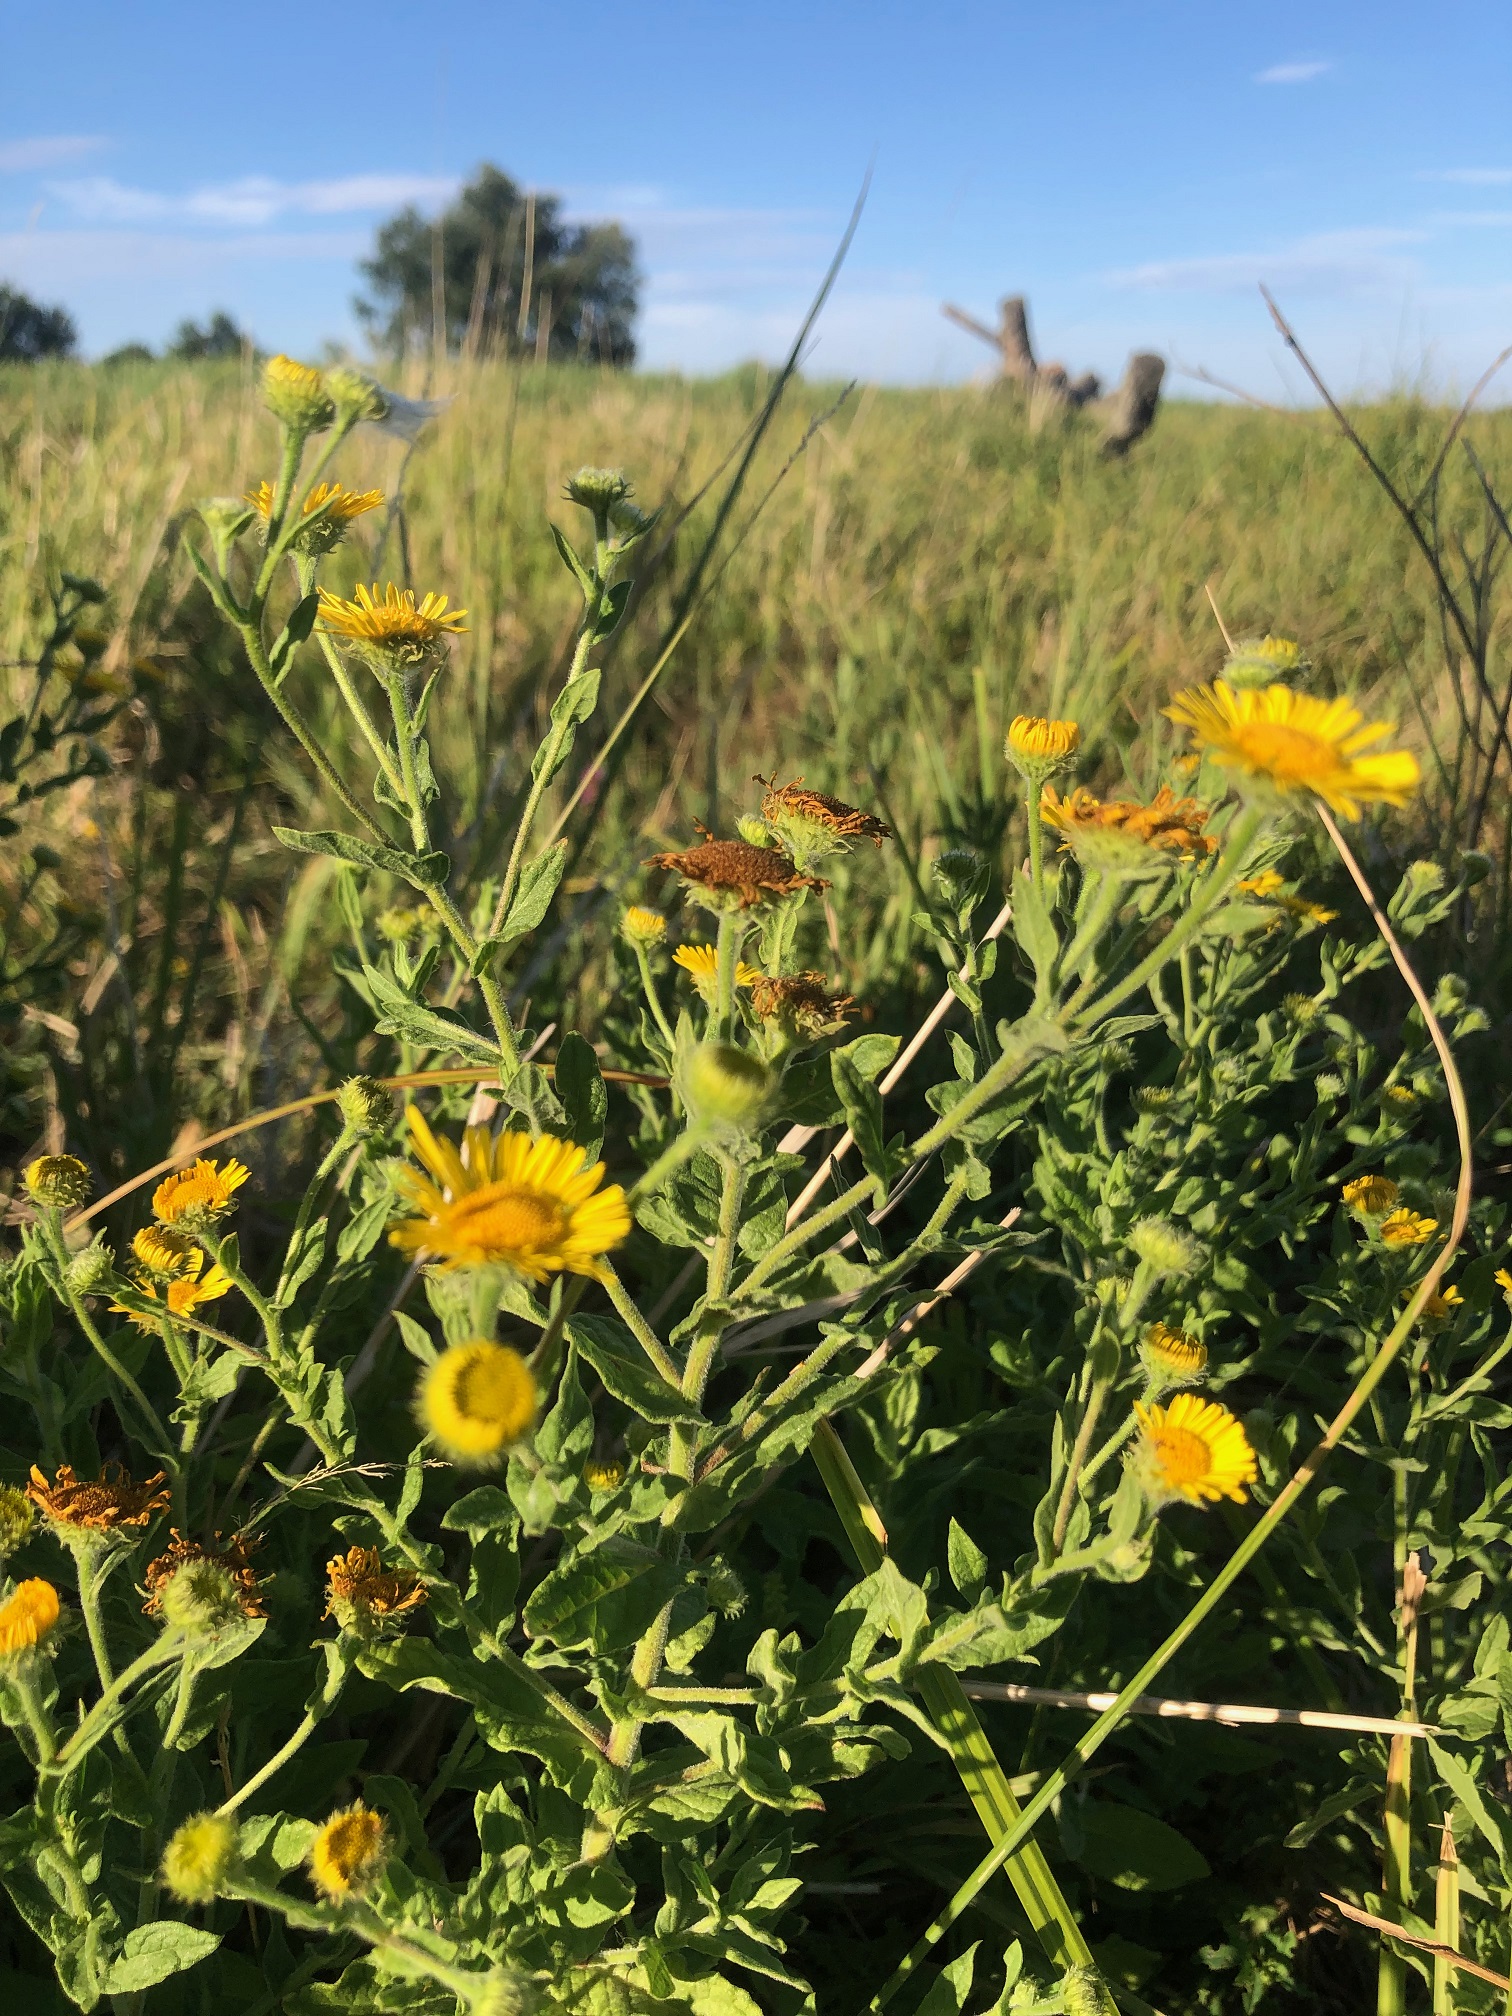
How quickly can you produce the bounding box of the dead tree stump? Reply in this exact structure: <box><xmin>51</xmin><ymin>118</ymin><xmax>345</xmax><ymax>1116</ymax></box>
<box><xmin>942</xmin><ymin>293</ymin><xmax>1163</xmax><ymax>452</ymax></box>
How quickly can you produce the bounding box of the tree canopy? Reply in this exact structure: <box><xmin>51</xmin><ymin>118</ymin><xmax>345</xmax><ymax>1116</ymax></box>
<box><xmin>355</xmin><ymin>165</ymin><xmax>639</xmax><ymax>366</ymax></box>
<box><xmin>0</xmin><ymin>285</ymin><xmax>77</xmax><ymax>362</ymax></box>
<box><xmin>169</xmin><ymin>312</ymin><xmax>251</xmax><ymax>360</ymax></box>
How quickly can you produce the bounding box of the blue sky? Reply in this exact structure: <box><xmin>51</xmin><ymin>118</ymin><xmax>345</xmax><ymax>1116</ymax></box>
<box><xmin>1</xmin><ymin>0</ymin><xmax>1508</xmax><ymax>394</ymax></box>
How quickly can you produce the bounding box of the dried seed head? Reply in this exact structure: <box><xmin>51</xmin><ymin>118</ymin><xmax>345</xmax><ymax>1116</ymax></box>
<box><xmin>645</xmin><ymin>836</ymin><xmax>827</xmax><ymax>914</ymax></box>
<box><xmin>757</xmin><ymin>776</ymin><xmax>890</xmax><ymax>868</ymax></box>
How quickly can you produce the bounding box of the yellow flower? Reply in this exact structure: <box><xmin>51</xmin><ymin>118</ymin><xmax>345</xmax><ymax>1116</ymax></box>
<box><xmin>1237</xmin><ymin>870</ymin><xmax>1285</xmax><ymax>898</ymax></box>
<box><xmin>27</xmin><ymin>1462</ymin><xmax>169</xmax><ymax>1534</ymax></box>
<box><xmin>1140</xmin><ymin>1323</ymin><xmax>1208</xmax><ymax>1389</ymax></box>
<box><xmin>1380</xmin><ymin>1207</ymin><xmax>1437</xmax><ymax>1248</ymax></box>
<box><xmin>1497</xmin><ymin>1266</ymin><xmax>1512</xmax><ymax>1302</ymax></box>
<box><xmin>1164</xmin><ymin>682</ymin><xmax>1420</xmax><ymax>819</ymax></box>
<box><xmin>24</xmin><ymin>1155</ymin><xmax>91</xmax><ymax>1210</ymax></box>
<box><xmin>162</xmin><ymin>1813</ymin><xmax>239</xmax><ymax>1904</ymax></box>
<box><xmin>1418</xmin><ymin>1284</ymin><xmax>1463</xmax><ymax>1324</ymax></box>
<box><xmin>245</xmin><ymin>479</ymin><xmax>384</xmax><ymax>525</ymax></box>
<box><xmin>152</xmin><ymin>1157</ymin><xmax>250</xmax><ymax>1231</ymax></box>
<box><xmin>672</xmin><ymin>943</ymin><xmax>763</xmax><ymax>999</ymax></box>
<box><xmin>262</xmin><ymin>354</ymin><xmax>333</xmax><ymax>431</ymax></box>
<box><xmin>0</xmin><ymin>1578</ymin><xmax>61</xmax><ymax>1656</ymax></box>
<box><xmin>419</xmin><ymin>1341</ymin><xmax>537</xmax><ymax>1464</ymax></box>
<box><xmin>318</xmin><ymin>582</ymin><xmax>467</xmax><ymax>667</ymax></box>
<box><xmin>1006</xmin><ymin>716</ymin><xmax>1080</xmax><ymax>770</ymax></box>
<box><xmin>1343</xmin><ymin>1174</ymin><xmax>1400</xmax><ymax>1217</ymax></box>
<box><xmin>390</xmin><ymin>1108</ymin><xmax>630</xmax><ymax>1279</ymax></box>
<box><xmin>112</xmin><ymin>1256</ymin><xmax>235</xmax><ymax>1334</ymax></box>
<box><xmin>1133</xmin><ymin>1394</ymin><xmax>1257</xmax><ymax>1507</ymax></box>
<box><xmin>309</xmin><ymin>1802</ymin><xmax>388</xmax><ymax>1900</ymax></box>
<box><xmin>621</xmin><ymin>906</ymin><xmax>668</xmax><ymax>948</ymax></box>
<box><xmin>584</xmin><ymin>1458</ymin><xmax>625</xmax><ymax>1491</ymax></box>
<box><xmin>1384</xmin><ymin>1084</ymin><xmax>1418</xmax><ymax>1109</ymax></box>
<box><xmin>1040</xmin><ymin>783</ymin><xmax>1216</xmax><ymax>870</ymax></box>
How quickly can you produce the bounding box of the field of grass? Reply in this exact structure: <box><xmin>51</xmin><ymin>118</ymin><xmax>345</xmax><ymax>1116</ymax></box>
<box><xmin>3</xmin><ymin>355</ymin><xmax>1512</xmax><ymax>2016</ymax></box>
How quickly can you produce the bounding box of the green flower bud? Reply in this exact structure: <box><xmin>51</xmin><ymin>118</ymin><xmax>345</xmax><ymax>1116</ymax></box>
<box><xmin>66</xmin><ymin>1239</ymin><xmax>116</xmax><ymax>1296</ymax></box>
<box><xmin>1128</xmin><ymin>1216</ymin><xmax>1200</xmax><ymax>1279</ymax></box>
<box><xmin>162</xmin><ymin>1812</ymin><xmax>240</xmax><ymax>1904</ymax></box>
<box><xmin>157</xmin><ymin>1559</ymin><xmax>244</xmax><ymax>1638</ymax></box>
<box><xmin>337</xmin><ymin>1075</ymin><xmax>395</xmax><ymax>1138</ymax></box>
<box><xmin>1282</xmin><ymin>992</ymin><xmax>1322</xmax><ymax>1028</ymax></box>
<box><xmin>1222</xmin><ymin>635</ymin><xmax>1310</xmax><ymax>689</ymax></box>
<box><xmin>564</xmin><ymin>467</ymin><xmax>631</xmax><ymax>515</ymax></box>
<box><xmin>1060</xmin><ymin>1965</ymin><xmax>1119</xmax><ymax>2016</ymax></box>
<box><xmin>0</xmin><ymin>1488</ymin><xmax>36</xmax><ymax>1563</ymax></box>
<box><xmin>737</xmin><ymin>816</ymin><xmax>774</xmax><ymax>848</ymax></box>
<box><xmin>24</xmin><ymin>1155</ymin><xmax>91</xmax><ymax>1210</ymax></box>
<box><xmin>933</xmin><ymin>847</ymin><xmax>990</xmax><ymax>919</ymax></box>
<box><xmin>466</xmin><ymin>1969</ymin><xmax>539</xmax><ymax>2016</ymax></box>
<box><xmin>323</xmin><ymin>365</ymin><xmax>389</xmax><ymax>424</ymax></box>
<box><xmin>684</xmin><ymin>1044</ymin><xmax>772</xmax><ymax>1131</ymax></box>
<box><xmin>705</xmin><ymin>1557</ymin><xmax>748</xmax><ymax>1619</ymax></box>
<box><xmin>196</xmin><ymin>497</ymin><xmax>257</xmax><ymax>574</ymax></box>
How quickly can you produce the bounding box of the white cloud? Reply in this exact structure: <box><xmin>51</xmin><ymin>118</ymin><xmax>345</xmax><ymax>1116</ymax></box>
<box><xmin>46</xmin><ymin>171</ymin><xmax>458</xmax><ymax>228</ymax></box>
<box><xmin>0</xmin><ymin>134</ymin><xmax>108</xmax><ymax>173</ymax></box>
<box><xmin>1418</xmin><ymin>167</ymin><xmax>1512</xmax><ymax>186</ymax></box>
<box><xmin>1254</xmin><ymin>60</ymin><xmax>1330</xmax><ymax>84</ymax></box>
<box><xmin>1105</xmin><ymin>227</ymin><xmax>1424</xmax><ymax>296</ymax></box>
<box><xmin>0</xmin><ymin>227</ymin><xmax>367</xmax><ymax>291</ymax></box>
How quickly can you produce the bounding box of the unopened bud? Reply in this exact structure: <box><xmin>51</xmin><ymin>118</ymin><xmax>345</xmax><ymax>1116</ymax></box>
<box><xmin>564</xmin><ymin>467</ymin><xmax>631</xmax><ymax>515</ymax></box>
<box><xmin>158</xmin><ymin>1560</ymin><xmax>243</xmax><ymax>1638</ymax></box>
<box><xmin>66</xmin><ymin>1240</ymin><xmax>116</xmax><ymax>1295</ymax></box>
<box><xmin>323</xmin><ymin>365</ymin><xmax>389</xmax><ymax>424</ymax></box>
<box><xmin>466</xmin><ymin>1970</ymin><xmax>539</xmax><ymax>2016</ymax></box>
<box><xmin>262</xmin><ymin>354</ymin><xmax>334</xmax><ymax>433</ymax></box>
<box><xmin>0</xmin><ymin>1488</ymin><xmax>36</xmax><ymax>1563</ymax></box>
<box><xmin>25</xmin><ymin>1155</ymin><xmax>91</xmax><ymax>1211</ymax></box>
<box><xmin>337</xmin><ymin>1075</ymin><xmax>394</xmax><ymax>1138</ymax></box>
<box><xmin>684</xmin><ymin>1044</ymin><xmax>771</xmax><ymax>1130</ymax></box>
<box><xmin>162</xmin><ymin>1812</ymin><xmax>240</xmax><ymax>1904</ymax></box>
<box><xmin>1128</xmin><ymin>1216</ymin><xmax>1200</xmax><ymax>1279</ymax></box>
<box><xmin>1060</xmin><ymin>1965</ymin><xmax>1119</xmax><ymax>2016</ymax></box>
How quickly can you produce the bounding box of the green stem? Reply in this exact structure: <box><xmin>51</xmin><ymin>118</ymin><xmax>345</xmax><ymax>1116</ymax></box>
<box><xmin>601</xmin><ymin>1266</ymin><xmax>683</xmax><ymax>1388</ymax></box>
<box><xmin>41</xmin><ymin>1219</ymin><xmax>177</xmax><ymax>1469</ymax></box>
<box><xmin>237</xmin><ymin>617</ymin><xmax>386</xmax><ymax>841</ymax></box>
<box><xmin>74</xmin><ymin>1545</ymin><xmax>118</xmax><ymax>1691</ymax></box>
<box><xmin>1051</xmin><ymin>1359</ymin><xmax>1115</xmax><ymax>1554</ymax></box>
<box><xmin>634</xmin><ymin>944</ymin><xmax>676</xmax><ymax>1047</ymax></box>
<box><xmin>714</xmin><ymin>910</ymin><xmax>741</xmax><ymax>1045</ymax></box>
<box><xmin>219</xmin><ymin>1647</ymin><xmax>352</xmax><ymax>1814</ymax></box>
<box><xmin>812</xmin><ymin>1421</ymin><xmax>1095</xmax><ymax>1976</ymax></box>
<box><xmin>317</xmin><ymin>632</ymin><xmax>406</xmax><ymax>795</ymax></box>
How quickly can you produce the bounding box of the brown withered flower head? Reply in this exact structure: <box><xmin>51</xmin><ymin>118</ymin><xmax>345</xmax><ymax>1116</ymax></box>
<box><xmin>1040</xmin><ymin>783</ymin><xmax>1217</xmax><ymax>877</ymax></box>
<box><xmin>645</xmin><ymin>833</ymin><xmax>827</xmax><ymax>914</ymax></box>
<box><xmin>143</xmin><ymin>1529</ymin><xmax>266</xmax><ymax>1619</ymax></box>
<box><xmin>757</xmin><ymin>776</ymin><xmax>891</xmax><ymax>869</ymax></box>
<box><xmin>28</xmin><ymin>1462</ymin><xmax>170</xmax><ymax>1536</ymax></box>
<box><xmin>324</xmin><ymin>1546</ymin><xmax>428</xmax><ymax>1631</ymax></box>
<box><xmin>750</xmin><ymin>971</ymin><xmax>856</xmax><ymax>1042</ymax></box>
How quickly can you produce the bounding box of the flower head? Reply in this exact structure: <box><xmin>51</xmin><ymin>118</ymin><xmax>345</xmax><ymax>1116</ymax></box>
<box><xmin>564</xmin><ymin>467</ymin><xmax>632</xmax><ymax>514</ymax></box>
<box><xmin>1041</xmin><ymin>783</ymin><xmax>1216</xmax><ymax>874</ymax></box>
<box><xmin>318</xmin><ymin>582</ymin><xmax>468</xmax><ymax>671</ymax></box>
<box><xmin>1380</xmin><ymin>1207</ymin><xmax>1438</xmax><ymax>1248</ymax></box>
<box><xmin>620</xmin><ymin>906</ymin><xmax>668</xmax><ymax>949</ymax></box>
<box><xmin>262</xmin><ymin>354</ymin><xmax>334</xmax><ymax>432</ymax></box>
<box><xmin>310</xmin><ymin>1802</ymin><xmax>388</xmax><ymax>1900</ymax></box>
<box><xmin>143</xmin><ymin>1531</ymin><xmax>264</xmax><ymax>1623</ymax></box>
<box><xmin>1006</xmin><ymin>716</ymin><xmax>1080</xmax><ymax>778</ymax></box>
<box><xmin>420</xmin><ymin>1341</ymin><xmax>537</xmax><ymax>1465</ymax></box>
<box><xmin>324</xmin><ymin>1545</ymin><xmax>427</xmax><ymax>1631</ymax></box>
<box><xmin>337</xmin><ymin>1075</ymin><xmax>395</xmax><ymax>1138</ymax></box>
<box><xmin>672</xmin><ymin>942</ymin><xmax>763</xmax><ymax>1002</ymax></box>
<box><xmin>749</xmin><ymin>971</ymin><xmax>855</xmax><ymax>1041</ymax></box>
<box><xmin>1164</xmin><ymin>682</ymin><xmax>1420</xmax><ymax>819</ymax></box>
<box><xmin>1128</xmin><ymin>1216</ymin><xmax>1200</xmax><ymax>1278</ymax></box>
<box><xmin>1139</xmin><ymin>1323</ymin><xmax>1209</xmax><ymax>1392</ymax></box>
<box><xmin>27</xmin><ymin>1462</ymin><xmax>169</xmax><ymax>1536</ymax></box>
<box><xmin>152</xmin><ymin>1157</ymin><xmax>249</xmax><ymax>1232</ymax></box>
<box><xmin>1417</xmin><ymin>1284</ymin><xmax>1463</xmax><ymax>1326</ymax></box>
<box><xmin>1343</xmin><ymin>1174</ymin><xmax>1400</xmax><ymax>1218</ymax></box>
<box><xmin>162</xmin><ymin>1813</ymin><xmax>240</xmax><ymax>1905</ymax></box>
<box><xmin>1222</xmin><ymin>635</ymin><xmax>1310</xmax><ymax>690</ymax></box>
<box><xmin>757</xmin><ymin>776</ymin><xmax>890</xmax><ymax>867</ymax></box>
<box><xmin>111</xmin><ymin>1233</ymin><xmax>235</xmax><ymax>1333</ymax></box>
<box><xmin>245</xmin><ymin>479</ymin><xmax>383</xmax><ymax>553</ymax></box>
<box><xmin>1497</xmin><ymin>1266</ymin><xmax>1512</xmax><ymax>1304</ymax></box>
<box><xmin>1132</xmin><ymin>1394</ymin><xmax>1257</xmax><ymax>1508</ymax></box>
<box><xmin>0</xmin><ymin>1579</ymin><xmax>61</xmax><ymax>1658</ymax></box>
<box><xmin>24</xmin><ymin>1155</ymin><xmax>91</xmax><ymax>1211</ymax></box>
<box><xmin>584</xmin><ymin>1459</ymin><xmax>625</xmax><ymax>1492</ymax></box>
<box><xmin>646</xmin><ymin>836</ymin><xmax>826</xmax><ymax>914</ymax></box>
<box><xmin>390</xmin><ymin>1108</ymin><xmax>630</xmax><ymax>1279</ymax></box>
<box><xmin>0</xmin><ymin>1489</ymin><xmax>35</xmax><ymax>1562</ymax></box>
<box><xmin>1236</xmin><ymin>871</ymin><xmax>1337</xmax><ymax>928</ymax></box>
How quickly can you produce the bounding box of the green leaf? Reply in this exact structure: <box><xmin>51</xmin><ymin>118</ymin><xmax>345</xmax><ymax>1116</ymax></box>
<box><xmin>101</xmin><ymin>1922</ymin><xmax>221</xmax><ymax>1994</ymax></box>
<box><xmin>268</xmin><ymin>591</ymin><xmax>320</xmax><ymax>681</ymax></box>
<box><xmin>946</xmin><ymin>1518</ymin><xmax>989</xmax><ymax>1601</ymax></box>
<box><xmin>361</xmin><ymin>962</ymin><xmax>502</xmax><ymax>1065</ymax></box>
<box><xmin>273</xmin><ymin>825</ymin><xmax>449</xmax><ymax>891</ymax></box>
<box><xmin>533</xmin><ymin>669</ymin><xmax>602</xmax><ymax>785</ymax></box>
<box><xmin>549</xmin><ymin>519</ymin><xmax>597</xmax><ymax>601</ymax></box>
<box><xmin>1070</xmin><ymin>1800</ymin><xmax>1210</xmax><ymax>1891</ymax></box>
<box><xmin>912</xmin><ymin>1945</ymin><xmax>978</xmax><ymax>2016</ymax></box>
<box><xmin>442</xmin><ymin>1486</ymin><xmax>516</xmax><ymax>1540</ymax></box>
<box><xmin>592</xmin><ymin>577</ymin><xmax>633</xmax><ymax>642</ymax></box>
<box><xmin>523</xmin><ymin>1538</ymin><xmax>684</xmax><ymax>1653</ymax></box>
<box><xmin>556</xmin><ymin>1032</ymin><xmax>608</xmax><ymax>1160</ymax></box>
<box><xmin>831</xmin><ymin>1050</ymin><xmax>902</xmax><ymax>1201</ymax></box>
<box><xmin>503</xmin><ymin>840</ymin><xmax>569</xmax><ymax>947</ymax></box>
<box><xmin>1010</xmin><ymin>863</ymin><xmax>1059</xmax><ymax>996</ymax></box>
<box><xmin>1283</xmin><ymin>1776</ymin><xmax>1378</xmax><ymax>1850</ymax></box>
<box><xmin>569</xmin><ymin>1314</ymin><xmax>699</xmax><ymax>1423</ymax></box>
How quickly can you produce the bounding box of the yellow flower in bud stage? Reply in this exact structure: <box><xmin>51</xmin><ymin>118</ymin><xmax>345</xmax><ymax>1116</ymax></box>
<box><xmin>309</xmin><ymin>1802</ymin><xmax>388</xmax><ymax>1900</ymax></box>
<box><xmin>1139</xmin><ymin>1323</ymin><xmax>1208</xmax><ymax>1390</ymax></box>
<box><xmin>337</xmin><ymin>1075</ymin><xmax>395</xmax><ymax>1138</ymax></box>
<box><xmin>1380</xmin><ymin>1207</ymin><xmax>1437</xmax><ymax>1248</ymax></box>
<box><xmin>620</xmin><ymin>906</ymin><xmax>668</xmax><ymax>948</ymax></box>
<box><xmin>584</xmin><ymin>1458</ymin><xmax>625</xmax><ymax>1492</ymax></box>
<box><xmin>318</xmin><ymin>582</ymin><xmax>467</xmax><ymax>670</ymax></box>
<box><xmin>390</xmin><ymin>1108</ymin><xmax>630</xmax><ymax>1279</ymax></box>
<box><xmin>152</xmin><ymin>1157</ymin><xmax>249</xmax><ymax>1231</ymax></box>
<box><xmin>683</xmin><ymin>1043</ymin><xmax>772</xmax><ymax>1129</ymax></box>
<box><xmin>0</xmin><ymin>1489</ymin><xmax>35</xmax><ymax>1562</ymax></box>
<box><xmin>672</xmin><ymin>943</ymin><xmax>763</xmax><ymax>1001</ymax></box>
<box><xmin>419</xmin><ymin>1341</ymin><xmax>538</xmax><ymax>1464</ymax></box>
<box><xmin>0</xmin><ymin>1579</ymin><xmax>61</xmax><ymax>1657</ymax></box>
<box><xmin>1343</xmin><ymin>1174</ymin><xmax>1399</xmax><ymax>1218</ymax></box>
<box><xmin>1006</xmin><ymin>715</ymin><xmax>1080</xmax><ymax>774</ymax></box>
<box><xmin>1164</xmin><ymin>682</ymin><xmax>1420</xmax><ymax>819</ymax></box>
<box><xmin>1133</xmin><ymin>1394</ymin><xmax>1258</xmax><ymax>1507</ymax></box>
<box><xmin>162</xmin><ymin>1812</ymin><xmax>240</xmax><ymax>1905</ymax></box>
<box><xmin>262</xmin><ymin>353</ymin><xmax>334</xmax><ymax>431</ymax></box>
<box><xmin>24</xmin><ymin>1155</ymin><xmax>91</xmax><ymax>1210</ymax></box>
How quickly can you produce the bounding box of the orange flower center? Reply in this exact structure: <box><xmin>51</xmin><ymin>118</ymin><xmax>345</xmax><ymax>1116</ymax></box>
<box><xmin>1147</xmin><ymin>1422</ymin><xmax>1212</xmax><ymax>1491</ymax></box>
<box><xmin>449</xmin><ymin>1184</ymin><xmax>566</xmax><ymax>1253</ymax></box>
<box><xmin>1232</xmin><ymin>722</ymin><xmax>1332</xmax><ymax>783</ymax></box>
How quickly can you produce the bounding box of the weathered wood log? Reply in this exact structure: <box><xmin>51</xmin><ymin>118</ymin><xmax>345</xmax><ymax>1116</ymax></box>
<box><xmin>942</xmin><ymin>291</ymin><xmax>1163</xmax><ymax>447</ymax></box>
<box><xmin>1098</xmin><ymin>352</ymin><xmax>1165</xmax><ymax>457</ymax></box>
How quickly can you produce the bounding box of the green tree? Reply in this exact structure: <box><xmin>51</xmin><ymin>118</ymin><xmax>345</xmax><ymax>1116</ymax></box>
<box><xmin>355</xmin><ymin>163</ymin><xmax>639</xmax><ymax>365</ymax></box>
<box><xmin>169</xmin><ymin>311</ymin><xmax>251</xmax><ymax>360</ymax></box>
<box><xmin>0</xmin><ymin>283</ymin><xmax>76</xmax><ymax>361</ymax></box>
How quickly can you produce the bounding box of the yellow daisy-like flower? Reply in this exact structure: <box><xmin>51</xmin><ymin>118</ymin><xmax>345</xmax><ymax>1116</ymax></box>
<box><xmin>318</xmin><ymin>582</ymin><xmax>467</xmax><ymax>667</ymax></box>
<box><xmin>389</xmin><ymin>1108</ymin><xmax>630</xmax><ymax>1279</ymax></box>
<box><xmin>1140</xmin><ymin>1322</ymin><xmax>1208</xmax><ymax>1389</ymax></box>
<box><xmin>262</xmin><ymin>353</ymin><xmax>333</xmax><ymax>431</ymax></box>
<box><xmin>1164</xmin><ymin>682</ymin><xmax>1420</xmax><ymax>820</ymax></box>
<box><xmin>419</xmin><ymin>1341</ymin><xmax>537</xmax><ymax>1464</ymax></box>
<box><xmin>1343</xmin><ymin>1174</ymin><xmax>1400</xmax><ymax>1217</ymax></box>
<box><xmin>621</xmin><ymin>906</ymin><xmax>668</xmax><ymax>948</ymax></box>
<box><xmin>152</xmin><ymin>1158</ymin><xmax>250</xmax><ymax>1232</ymax></box>
<box><xmin>672</xmin><ymin>943</ymin><xmax>763</xmax><ymax>999</ymax></box>
<box><xmin>0</xmin><ymin>1578</ymin><xmax>61</xmax><ymax>1657</ymax></box>
<box><xmin>1133</xmin><ymin>1393</ymin><xmax>1258</xmax><ymax>1507</ymax></box>
<box><xmin>1007</xmin><ymin>715</ymin><xmax>1080</xmax><ymax>768</ymax></box>
<box><xmin>1497</xmin><ymin>1267</ymin><xmax>1512</xmax><ymax>1300</ymax></box>
<box><xmin>112</xmin><ymin>1257</ymin><xmax>235</xmax><ymax>1334</ymax></box>
<box><xmin>309</xmin><ymin>1802</ymin><xmax>387</xmax><ymax>1900</ymax></box>
<box><xmin>1417</xmin><ymin>1284</ymin><xmax>1463</xmax><ymax>1325</ymax></box>
<box><xmin>129</xmin><ymin>1226</ymin><xmax>200</xmax><ymax>1281</ymax></box>
<box><xmin>1380</xmin><ymin>1207</ymin><xmax>1437</xmax><ymax>1248</ymax></box>
<box><xmin>245</xmin><ymin>479</ymin><xmax>384</xmax><ymax>526</ymax></box>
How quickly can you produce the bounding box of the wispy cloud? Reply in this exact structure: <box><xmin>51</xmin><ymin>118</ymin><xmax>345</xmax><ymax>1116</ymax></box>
<box><xmin>47</xmin><ymin>171</ymin><xmax>458</xmax><ymax>227</ymax></box>
<box><xmin>0</xmin><ymin>135</ymin><xmax>108</xmax><ymax>173</ymax></box>
<box><xmin>1418</xmin><ymin>167</ymin><xmax>1512</xmax><ymax>186</ymax></box>
<box><xmin>0</xmin><ymin>228</ymin><xmax>367</xmax><ymax>291</ymax></box>
<box><xmin>1105</xmin><ymin>227</ymin><xmax>1423</xmax><ymax>296</ymax></box>
<box><xmin>1254</xmin><ymin>60</ymin><xmax>1330</xmax><ymax>85</ymax></box>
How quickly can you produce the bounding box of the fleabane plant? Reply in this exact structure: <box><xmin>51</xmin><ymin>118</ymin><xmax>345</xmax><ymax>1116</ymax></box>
<box><xmin>4</xmin><ymin>355</ymin><xmax>1505</xmax><ymax>2016</ymax></box>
